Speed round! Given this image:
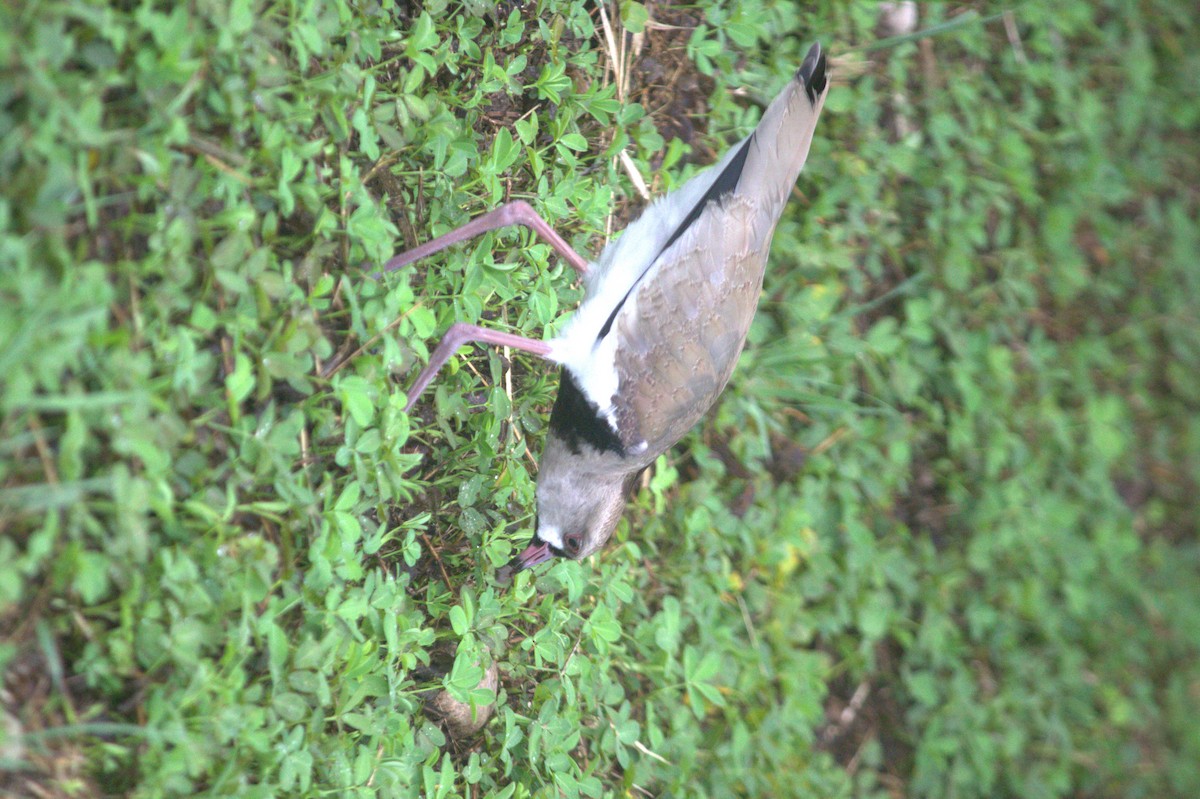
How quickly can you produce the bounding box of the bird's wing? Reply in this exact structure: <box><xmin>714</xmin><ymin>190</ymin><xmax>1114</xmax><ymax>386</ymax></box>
<box><xmin>551</xmin><ymin>43</ymin><xmax>829</xmax><ymax>461</ymax></box>
<box><xmin>609</xmin><ymin>196</ymin><xmax>765</xmax><ymax>458</ymax></box>
<box><xmin>608</xmin><ymin>44</ymin><xmax>830</xmax><ymax>458</ymax></box>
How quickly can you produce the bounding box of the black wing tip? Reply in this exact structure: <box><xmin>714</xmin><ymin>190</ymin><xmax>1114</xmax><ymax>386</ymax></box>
<box><xmin>797</xmin><ymin>41</ymin><xmax>828</xmax><ymax>104</ymax></box>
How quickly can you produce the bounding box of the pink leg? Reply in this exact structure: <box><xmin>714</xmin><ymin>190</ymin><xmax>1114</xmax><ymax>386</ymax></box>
<box><xmin>380</xmin><ymin>200</ymin><xmax>590</xmax><ymax>275</ymax></box>
<box><xmin>404</xmin><ymin>322</ymin><xmax>553</xmax><ymax>412</ymax></box>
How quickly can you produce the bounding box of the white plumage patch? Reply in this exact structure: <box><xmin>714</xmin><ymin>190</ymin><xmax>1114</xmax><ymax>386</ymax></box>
<box><xmin>538</xmin><ymin>524</ymin><xmax>563</xmax><ymax>549</ymax></box>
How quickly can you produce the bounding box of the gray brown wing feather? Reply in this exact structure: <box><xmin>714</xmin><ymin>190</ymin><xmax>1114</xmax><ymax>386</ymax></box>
<box><xmin>611</xmin><ymin>197</ymin><xmax>768</xmax><ymax>461</ymax></box>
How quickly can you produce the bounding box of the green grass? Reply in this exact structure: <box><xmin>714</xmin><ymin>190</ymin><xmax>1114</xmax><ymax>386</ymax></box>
<box><xmin>2</xmin><ymin>0</ymin><xmax>1198</xmax><ymax>797</ymax></box>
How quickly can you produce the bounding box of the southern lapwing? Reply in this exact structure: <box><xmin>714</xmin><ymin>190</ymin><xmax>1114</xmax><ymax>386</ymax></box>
<box><xmin>383</xmin><ymin>43</ymin><xmax>829</xmax><ymax>573</ymax></box>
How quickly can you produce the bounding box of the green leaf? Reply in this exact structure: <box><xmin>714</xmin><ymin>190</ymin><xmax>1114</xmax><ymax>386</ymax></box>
<box><xmin>558</xmin><ymin>132</ymin><xmax>588</xmax><ymax>152</ymax></box>
<box><xmin>449</xmin><ymin>604</ymin><xmax>470</xmax><ymax>636</ymax></box>
<box><xmin>337</xmin><ymin>375</ymin><xmax>375</xmax><ymax>426</ymax></box>
<box><xmin>226</xmin><ymin>352</ymin><xmax>254</xmax><ymax>404</ymax></box>
<box><xmin>405</xmin><ymin>12</ymin><xmax>437</xmax><ymax>54</ymax></box>
<box><xmin>620</xmin><ymin>1</ymin><xmax>649</xmax><ymax>34</ymax></box>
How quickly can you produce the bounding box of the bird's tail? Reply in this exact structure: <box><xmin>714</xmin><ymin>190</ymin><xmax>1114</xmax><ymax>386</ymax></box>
<box><xmin>737</xmin><ymin>42</ymin><xmax>829</xmax><ymax>209</ymax></box>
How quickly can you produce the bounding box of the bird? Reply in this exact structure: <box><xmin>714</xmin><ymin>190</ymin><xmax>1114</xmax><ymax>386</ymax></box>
<box><xmin>382</xmin><ymin>42</ymin><xmax>829</xmax><ymax>575</ymax></box>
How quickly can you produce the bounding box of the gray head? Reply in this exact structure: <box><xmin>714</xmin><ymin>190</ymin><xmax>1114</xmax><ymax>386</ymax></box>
<box><xmin>503</xmin><ymin>432</ymin><xmax>636</xmax><ymax>574</ymax></box>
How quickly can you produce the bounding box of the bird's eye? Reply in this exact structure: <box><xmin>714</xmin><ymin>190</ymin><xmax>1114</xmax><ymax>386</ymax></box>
<box><xmin>563</xmin><ymin>533</ymin><xmax>582</xmax><ymax>556</ymax></box>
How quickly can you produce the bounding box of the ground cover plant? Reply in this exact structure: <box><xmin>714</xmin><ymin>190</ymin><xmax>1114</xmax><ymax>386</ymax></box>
<box><xmin>2</xmin><ymin>0</ymin><xmax>1197</xmax><ymax>796</ymax></box>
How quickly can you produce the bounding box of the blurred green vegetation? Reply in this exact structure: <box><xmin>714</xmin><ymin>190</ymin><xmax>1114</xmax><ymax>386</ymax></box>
<box><xmin>1</xmin><ymin>0</ymin><xmax>1197</xmax><ymax>797</ymax></box>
